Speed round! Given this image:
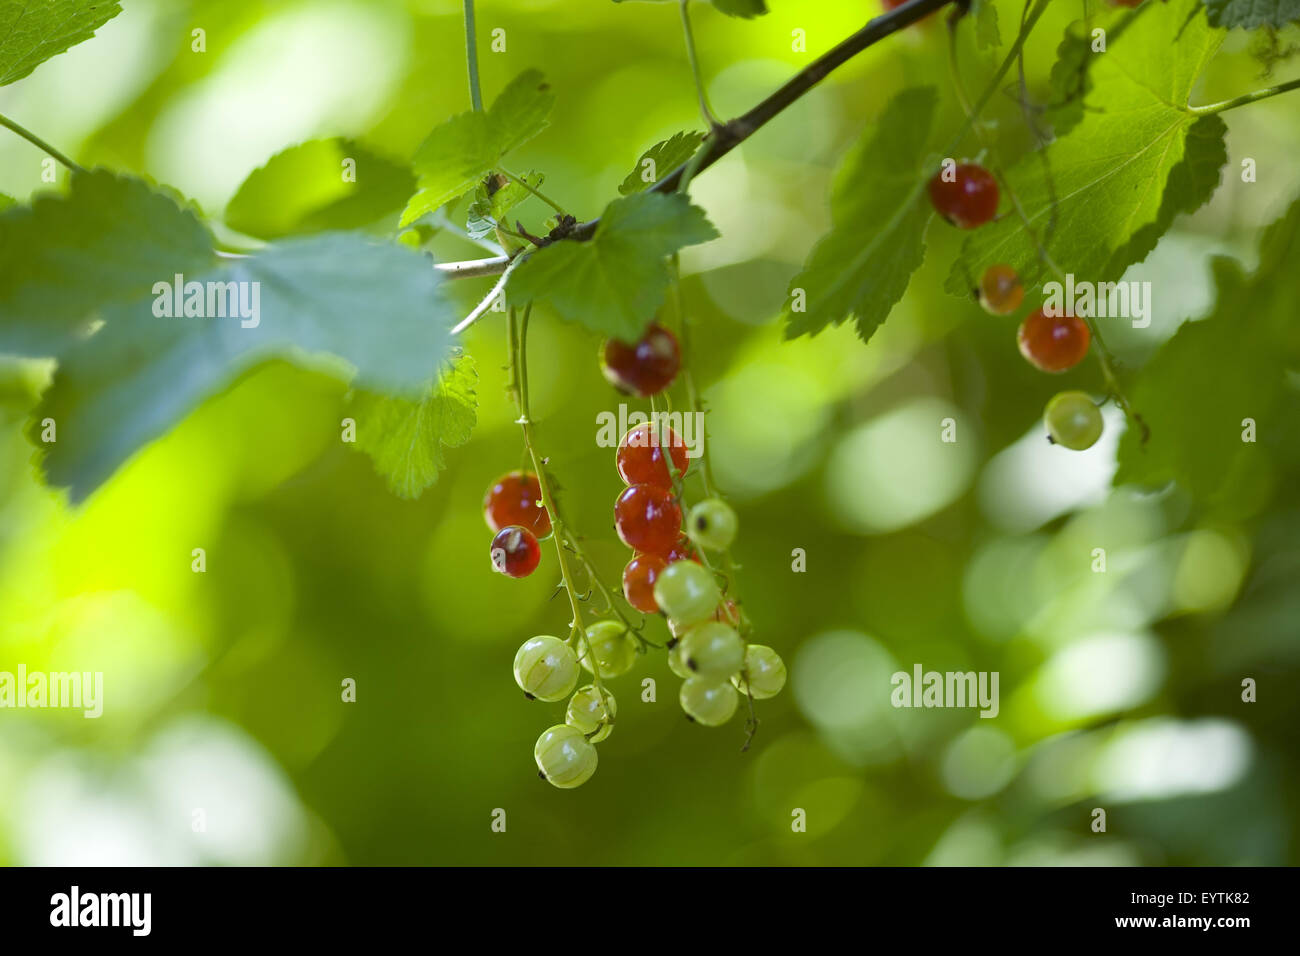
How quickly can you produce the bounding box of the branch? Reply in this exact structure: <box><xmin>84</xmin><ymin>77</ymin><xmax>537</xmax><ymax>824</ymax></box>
<box><xmin>437</xmin><ymin>0</ymin><xmax>959</xmax><ymax>279</ymax></box>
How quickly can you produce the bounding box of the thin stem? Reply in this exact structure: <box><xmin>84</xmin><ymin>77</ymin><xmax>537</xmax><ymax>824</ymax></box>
<box><xmin>451</xmin><ymin>255</ymin><xmax>522</xmax><ymax>334</ymax></box>
<box><xmin>463</xmin><ymin>0</ymin><xmax>483</xmax><ymax>111</ymax></box>
<box><xmin>0</xmin><ymin>112</ymin><xmax>82</xmax><ymax>172</ymax></box>
<box><xmin>1191</xmin><ymin>76</ymin><xmax>1300</xmax><ymax>115</ymax></box>
<box><xmin>434</xmin><ymin>255</ymin><xmax>513</xmax><ymax>278</ymax></box>
<box><xmin>679</xmin><ymin>0</ymin><xmax>721</xmax><ymax>129</ymax></box>
<box><xmin>497</xmin><ymin>167</ymin><xmax>568</xmax><ymax>216</ymax></box>
<box><xmin>511</xmin><ymin>306</ymin><xmax>598</xmax><ymax>686</ymax></box>
<box><xmin>672</xmin><ymin>255</ymin><xmax>717</xmax><ymax>498</ymax></box>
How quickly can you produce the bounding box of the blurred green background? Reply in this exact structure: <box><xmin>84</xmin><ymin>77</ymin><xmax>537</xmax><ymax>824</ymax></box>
<box><xmin>1</xmin><ymin>0</ymin><xmax>1298</xmax><ymax>865</ymax></box>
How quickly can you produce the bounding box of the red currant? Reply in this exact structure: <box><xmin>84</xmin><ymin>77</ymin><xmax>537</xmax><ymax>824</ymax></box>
<box><xmin>1017</xmin><ymin>307</ymin><xmax>1091</xmax><ymax>373</ymax></box>
<box><xmin>614</xmin><ymin>484</ymin><xmax>683</xmax><ymax>555</ymax></box>
<box><xmin>490</xmin><ymin>525</ymin><xmax>541</xmax><ymax>578</ymax></box>
<box><xmin>623</xmin><ymin>552</ymin><xmax>668</xmax><ymax>613</ymax></box>
<box><xmin>601</xmin><ymin>322</ymin><xmax>681</xmax><ymax>398</ymax></box>
<box><xmin>665</xmin><ymin>538</ymin><xmax>697</xmax><ymax>563</ymax></box>
<box><xmin>928</xmin><ymin>162</ymin><xmax>999</xmax><ymax>229</ymax></box>
<box><xmin>977</xmin><ymin>264</ymin><xmax>1024</xmax><ymax>315</ymax></box>
<box><xmin>616</xmin><ymin>423</ymin><xmax>689</xmax><ymax>489</ymax></box>
<box><xmin>483</xmin><ymin>471</ymin><xmax>551</xmax><ymax>538</ymax></box>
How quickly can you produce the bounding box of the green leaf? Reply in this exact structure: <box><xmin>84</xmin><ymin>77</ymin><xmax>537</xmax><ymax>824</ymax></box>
<box><xmin>712</xmin><ymin>0</ymin><xmax>767</xmax><ymax>18</ymax></box>
<box><xmin>466</xmin><ymin>171</ymin><xmax>543</xmax><ymax>240</ymax></box>
<box><xmin>1115</xmin><ymin>197</ymin><xmax>1300</xmax><ymax>503</ymax></box>
<box><xmin>0</xmin><ymin>0</ymin><xmax>121</xmax><ymax>86</ymax></box>
<box><xmin>946</xmin><ymin>0</ymin><xmax>1226</xmax><ymax>300</ymax></box>
<box><xmin>1202</xmin><ymin>0</ymin><xmax>1300</xmax><ymax>29</ymax></box>
<box><xmin>619</xmin><ymin>131</ymin><xmax>705</xmax><ymax>195</ymax></box>
<box><xmin>0</xmin><ymin>170</ymin><xmax>215</xmax><ymax>357</ymax></box>
<box><xmin>783</xmin><ymin>86</ymin><xmax>939</xmax><ymax>343</ymax></box>
<box><xmin>400</xmin><ymin>69</ymin><xmax>555</xmax><ymax>227</ymax></box>
<box><xmin>509</xmin><ymin>192</ymin><xmax>718</xmax><ymax>340</ymax></box>
<box><xmin>225</xmin><ymin>139</ymin><xmax>415</xmax><ymax>240</ymax></box>
<box><xmin>30</xmin><ymin>232</ymin><xmax>456</xmax><ymax>501</ymax></box>
<box><xmin>352</xmin><ymin>351</ymin><xmax>477</xmax><ymax>499</ymax></box>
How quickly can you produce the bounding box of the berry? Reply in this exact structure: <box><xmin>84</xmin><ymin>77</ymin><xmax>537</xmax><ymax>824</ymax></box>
<box><xmin>623</xmin><ymin>552</ymin><xmax>667</xmax><ymax>613</ymax></box>
<box><xmin>678</xmin><ymin>621</ymin><xmax>745</xmax><ymax>678</ymax></box>
<box><xmin>483</xmin><ymin>471</ymin><xmax>551</xmax><ymax>537</ymax></box>
<box><xmin>928</xmin><ymin>162</ymin><xmax>999</xmax><ymax>229</ymax></box>
<box><xmin>490</xmin><ymin>526</ymin><xmax>541</xmax><ymax>578</ymax></box>
<box><xmin>514</xmin><ymin>636</ymin><xmax>580</xmax><ymax>702</ymax></box>
<box><xmin>686</xmin><ymin>498</ymin><xmax>738</xmax><ymax>551</ymax></box>
<box><xmin>614</xmin><ymin>484</ymin><xmax>683</xmax><ymax>554</ymax></box>
<box><xmin>1044</xmin><ymin>391</ymin><xmax>1104</xmax><ymax>450</ymax></box>
<box><xmin>581</xmin><ymin>620</ymin><xmax>638</xmax><ymax>678</ymax></box>
<box><xmin>679</xmin><ymin>677</ymin><xmax>738</xmax><ymax>726</ymax></box>
<box><xmin>977</xmin><ymin>264</ymin><xmax>1024</xmax><ymax>315</ymax></box>
<box><xmin>665</xmin><ymin>538</ymin><xmax>698</xmax><ymax>563</ymax></box>
<box><xmin>731</xmin><ymin>645</ymin><xmax>787</xmax><ymax>700</ymax></box>
<box><xmin>1017</xmin><ymin>307</ymin><xmax>1091</xmax><ymax>373</ymax></box>
<box><xmin>534</xmin><ymin>725</ymin><xmax>598</xmax><ymax>789</ymax></box>
<box><xmin>653</xmin><ymin>561</ymin><xmax>720</xmax><ymax>627</ymax></box>
<box><xmin>667</xmin><ymin>642</ymin><xmax>692</xmax><ymax>678</ymax></box>
<box><xmin>601</xmin><ymin>322</ymin><xmax>681</xmax><ymax>398</ymax></box>
<box><xmin>566</xmin><ymin>685</ymin><xmax>617</xmax><ymax>742</ymax></box>
<box><xmin>616</xmin><ymin>422</ymin><xmax>689</xmax><ymax>488</ymax></box>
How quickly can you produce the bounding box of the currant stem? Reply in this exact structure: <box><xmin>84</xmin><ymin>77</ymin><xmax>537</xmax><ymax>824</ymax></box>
<box><xmin>679</xmin><ymin>0</ymin><xmax>722</xmax><ymax>130</ymax></box>
<box><xmin>463</xmin><ymin>0</ymin><xmax>484</xmax><ymax>112</ymax></box>
<box><xmin>0</xmin><ymin>112</ymin><xmax>82</xmax><ymax>172</ymax></box>
<box><xmin>1191</xmin><ymin>76</ymin><xmax>1300</xmax><ymax>115</ymax></box>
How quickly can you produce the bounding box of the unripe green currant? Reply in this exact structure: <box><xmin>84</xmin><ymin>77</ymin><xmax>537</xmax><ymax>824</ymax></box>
<box><xmin>534</xmin><ymin>724</ymin><xmax>598</xmax><ymax>789</ymax></box>
<box><xmin>1044</xmin><ymin>390</ymin><xmax>1103</xmax><ymax>450</ymax></box>
<box><xmin>513</xmin><ymin>636</ymin><xmax>580</xmax><ymax>701</ymax></box>
<box><xmin>581</xmin><ymin>620</ymin><xmax>639</xmax><ymax>677</ymax></box>
<box><xmin>686</xmin><ymin>498</ymin><xmax>738</xmax><ymax>551</ymax></box>
<box><xmin>566</xmin><ymin>685</ymin><xmax>617</xmax><ymax>742</ymax></box>
<box><xmin>678</xmin><ymin>621</ymin><xmax>745</xmax><ymax>678</ymax></box>
<box><xmin>679</xmin><ymin>676</ymin><xmax>739</xmax><ymax>726</ymax></box>
<box><xmin>653</xmin><ymin>561</ymin><xmax>720</xmax><ymax>627</ymax></box>
<box><xmin>731</xmin><ymin>644</ymin><xmax>787</xmax><ymax>699</ymax></box>
<box><xmin>667</xmin><ymin>641</ymin><xmax>692</xmax><ymax>678</ymax></box>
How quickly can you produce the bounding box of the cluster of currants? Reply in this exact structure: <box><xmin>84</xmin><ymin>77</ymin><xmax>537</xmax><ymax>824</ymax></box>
<box><xmin>928</xmin><ymin>161</ymin><xmax>1104</xmax><ymax>453</ymax></box>
<box><xmin>499</xmin><ymin>319</ymin><xmax>787</xmax><ymax>789</ymax></box>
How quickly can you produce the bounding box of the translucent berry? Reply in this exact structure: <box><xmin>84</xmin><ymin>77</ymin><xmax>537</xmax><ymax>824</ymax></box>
<box><xmin>977</xmin><ymin>264</ymin><xmax>1024</xmax><ymax>315</ymax></box>
<box><xmin>483</xmin><ymin>471</ymin><xmax>551</xmax><ymax>538</ymax></box>
<box><xmin>667</xmin><ymin>642</ymin><xmax>692</xmax><ymax>678</ymax></box>
<box><xmin>601</xmin><ymin>322</ymin><xmax>681</xmax><ymax>397</ymax></box>
<box><xmin>653</xmin><ymin>561</ymin><xmax>720</xmax><ymax>627</ymax></box>
<box><xmin>731</xmin><ymin>644</ymin><xmax>787</xmax><ymax>700</ymax></box>
<box><xmin>566</xmin><ymin>685</ymin><xmax>616</xmax><ymax>742</ymax></box>
<box><xmin>678</xmin><ymin>621</ymin><xmax>745</xmax><ymax>679</ymax></box>
<box><xmin>581</xmin><ymin>620</ymin><xmax>639</xmax><ymax>678</ymax></box>
<box><xmin>616</xmin><ymin>422</ymin><xmax>689</xmax><ymax>488</ymax></box>
<box><xmin>623</xmin><ymin>552</ymin><xmax>667</xmax><ymax>613</ymax></box>
<box><xmin>513</xmin><ymin>636</ymin><xmax>580</xmax><ymax>701</ymax></box>
<box><xmin>665</xmin><ymin>538</ymin><xmax>698</xmax><ymax>563</ymax></box>
<box><xmin>534</xmin><ymin>724</ymin><xmax>598</xmax><ymax>789</ymax></box>
<box><xmin>1017</xmin><ymin>307</ymin><xmax>1091</xmax><ymax>373</ymax></box>
<box><xmin>686</xmin><ymin>498</ymin><xmax>738</xmax><ymax>551</ymax></box>
<box><xmin>1044</xmin><ymin>391</ymin><xmax>1104</xmax><ymax>450</ymax></box>
<box><xmin>614</xmin><ymin>484</ymin><xmax>683</xmax><ymax>554</ymax></box>
<box><xmin>679</xmin><ymin>677</ymin><xmax>738</xmax><ymax>726</ymax></box>
<box><xmin>490</xmin><ymin>526</ymin><xmax>541</xmax><ymax>579</ymax></box>
<box><xmin>928</xmin><ymin>162</ymin><xmax>999</xmax><ymax>229</ymax></box>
